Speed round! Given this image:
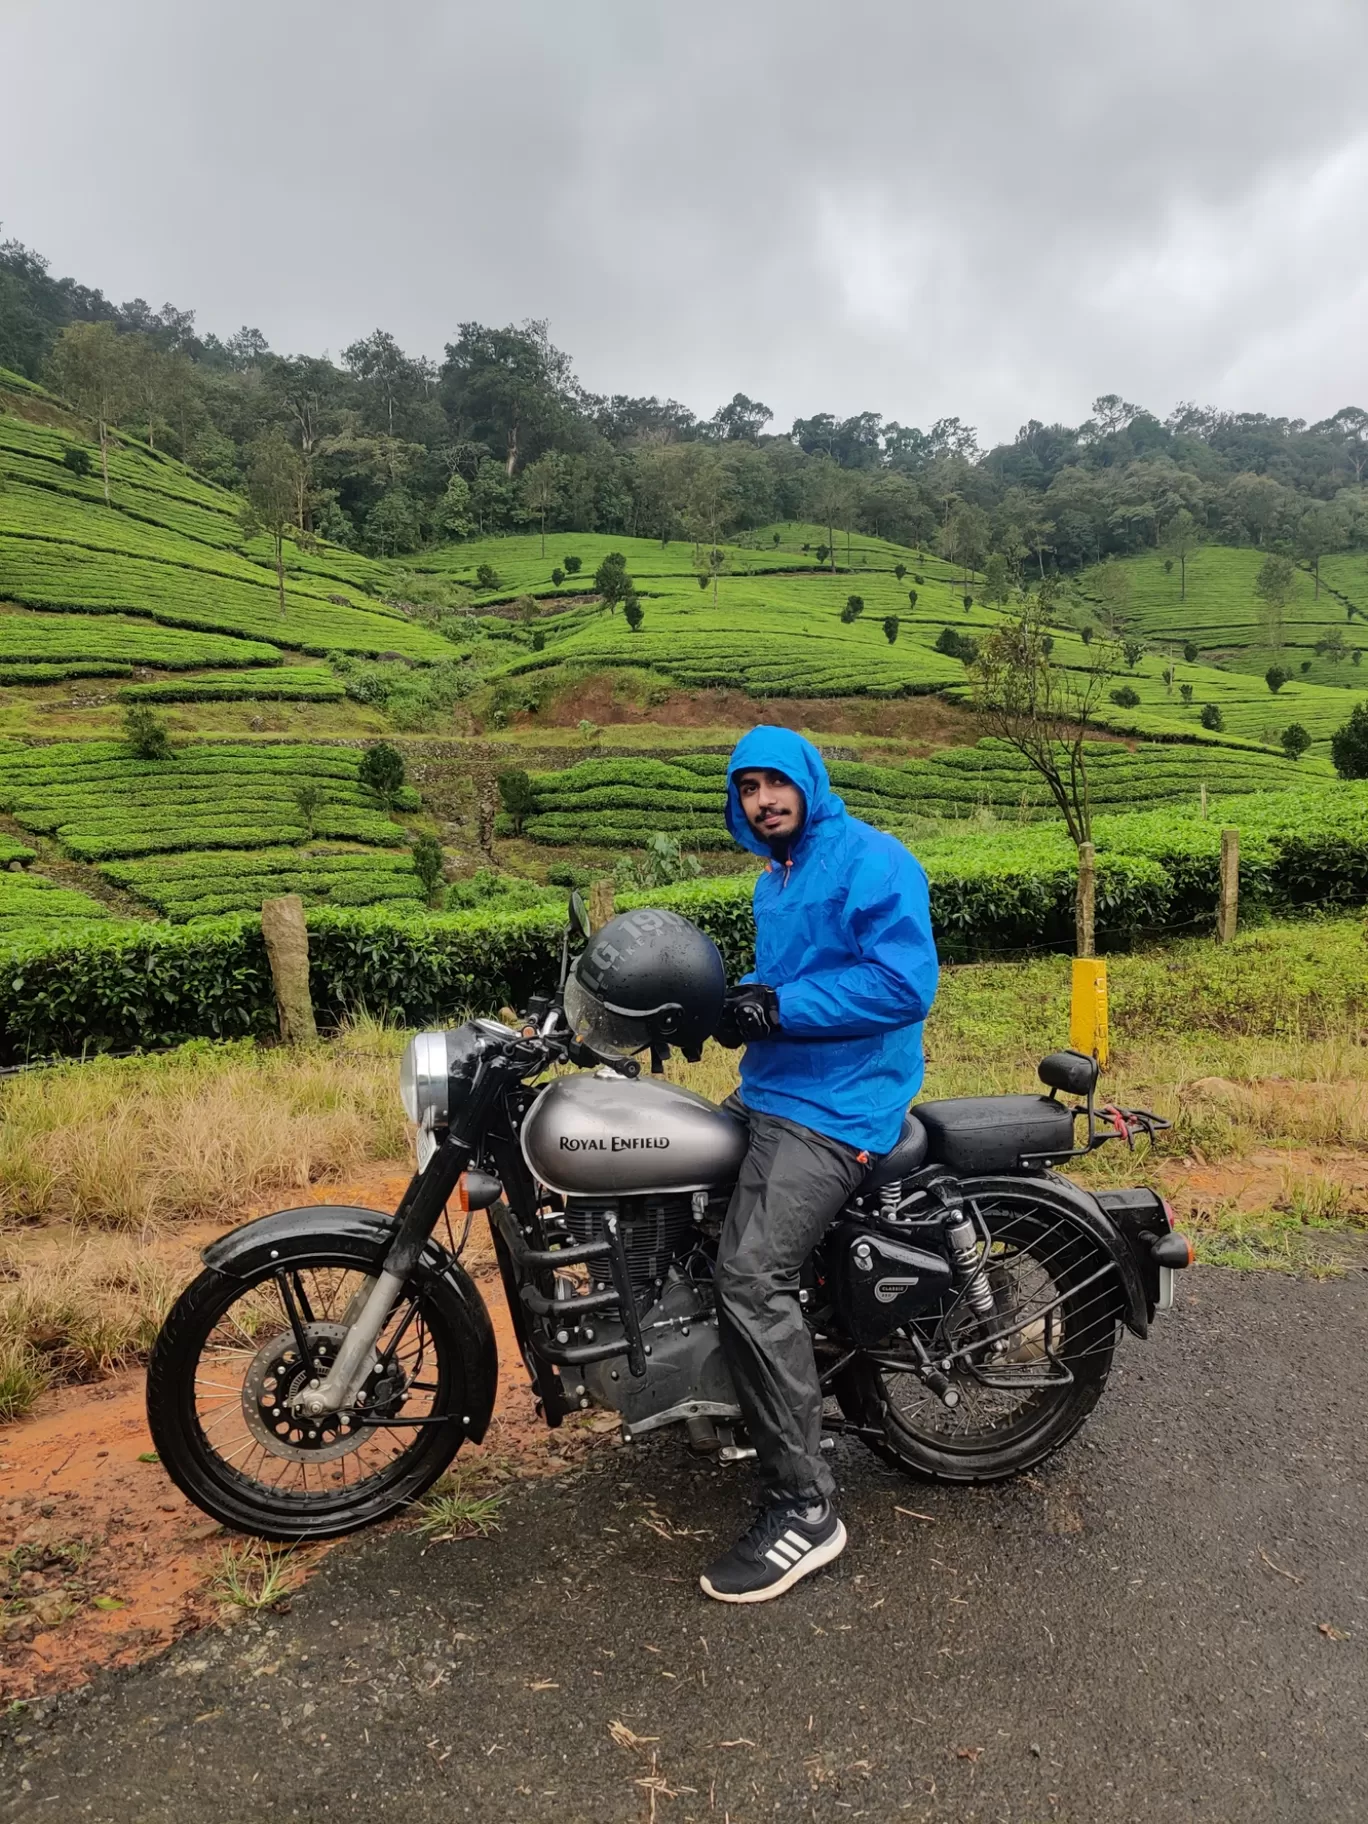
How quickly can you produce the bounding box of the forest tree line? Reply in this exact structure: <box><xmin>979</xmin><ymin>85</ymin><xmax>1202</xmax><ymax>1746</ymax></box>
<box><xmin>4</xmin><ymin>233</ymin><xmax>1368</xmax><ymax>582</ymax></box>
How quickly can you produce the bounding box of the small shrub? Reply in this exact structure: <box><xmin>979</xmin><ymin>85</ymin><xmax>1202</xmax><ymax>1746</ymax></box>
<box><xmin>913</xmin><ymin>573</ymin><xmax>924</xmax><ymax>584</ymax></box>
<box><xmin>883</xmin><ymin>616</ymin><xmax>899</xmax><ymax>644</ymax></box>
<box><xmin>935</xmin><ymin>627</ymin><xmax>978</xmax><ymax>664</ymax></box>
<box><xmin>1301</xmin><ymin>659</ymin><xmax>1313</xmax><ymax>673</ymax></box>
<box><xmin>1165</xmin><ymin>559</ymin><xmax>1175</xmax><ymax>574</ymax></box>
<box><xmin>291</xmin><ymin>780</ymin><xmax>324</xmax><ymax>836</ymax></box>
<box><xmin>1200</xmin><ymin>703</ymin><xmax>1224</xmax><ymax>731</ymax></box>
<box><xmin>532</xmin><ymin>629</ymin><xmax>545</xmax><ymax>651</ymax></box>
<box><xmin>1180</xmin><ymin>683</ymin><xmax>1194</xmax><ymax>705</ymax></box>
<box><xmin>1123</xmin><ymin>639</ymin><xmax>1145</xmax><ymax>669</ymax></box>
<box><xmin>1183</xmin><ymin>641</ymin><xmax>1198</xmax><ymax>663</ymax></box>
<box><xmin>907</xmin><ymin>588</ymin><xmax>918</xmax><ymax>609</ymax></box>
<box><xmin>358</xmin><ymin>741</ymin><xmax>406</xmax><ymax>808</ymax></box>
<box><xmin>623</xmin><ymin>597</ymin><xmax>644</xmax><ymax>632</ymax></box>
<box><xmin>122</xmin><ymin>702</ymin><xmax>173</xmax><ymax>761</ymax></box>
<box><xmin>1265</xmin><ymin>665</ymin><xmax>1291</xmax><ymax>693</ymax></box>
<box><xmin>962</xmin><ymin>594</ymin><xmax>973</xmax><ymax>610</ymax></box>
<box><xmin>1110</xmin><ymin>686</ymin><xmax>1141</xmax><ymax>708</ymax></box>
<box><xmin>551</xmin><ymin>567</ymin><xmax>565</xmax><ymax>586</ymax></box>
<box><xmin>563</xmin><ymin>555</ymin><xmax>582</xmax><ymax>575</ymax></box>
<box><xmin>840</xmin><ymin>595</ymin><xmax>864</xmax><ymax>624</ymax></box>
<box><xmin>1281</xmin><ymin>724</ymin><xmax>1312</xmax><ymax>762</ymax></box>
<box><xmin>547</xmin><ymin>862</ymin><xmax>590</xmax><ymax>888</ymax></box>
<box><xmin>497</xmin><ymin>768</ymin><xmax>538</xmax><ymax>835</ymax></box>
<box><xmin>815</xmin><ymin>544</ymin><xmax>830</xmax><ymax>564</ymax></box>
<box><xmin>1081</xmin><ymin>625</ymin><xmax>1094</xmax><ymax>645</ymax></box>
<box><xmin>61</xmin><ymin>445</ymin><xmax>93</xmax><ymax>476</ymax></box>
<box><xmin>474</xmin><ymin>563</ymin><xmax>501</xmax><ymax>591</ymax></box>
<box><xmin>411</xmin><ymin>835</ymin><xmax>445</xmax><ymax>903</ymax></box>
<box><xmin>1331</xmin><ymin>702</ymin><xmax>1368</xmax><ymax>779</ymax></box>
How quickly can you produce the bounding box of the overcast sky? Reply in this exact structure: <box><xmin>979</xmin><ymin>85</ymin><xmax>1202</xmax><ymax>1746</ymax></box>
<box><xmin>4</xmin><ymin>0</ymin><xmax>1368</xmax><ymax>445</ymax></box>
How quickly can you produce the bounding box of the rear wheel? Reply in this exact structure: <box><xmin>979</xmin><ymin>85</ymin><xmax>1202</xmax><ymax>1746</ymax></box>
<box><xmin>146</xmin><ymin>1243</ymin><xmax>483</xmax><ymax>1539</ymax></box>
<box><xmin>834</xmin><ymin>1192</ymin><xmax>1120</xmax><ymax>1483</ymax></box>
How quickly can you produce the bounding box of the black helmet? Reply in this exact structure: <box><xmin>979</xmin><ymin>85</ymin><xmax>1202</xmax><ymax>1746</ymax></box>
<box><xmin>564</xmin><ymin>908</ymin><xmax>726</xmax><ymax>1062</ymax></box>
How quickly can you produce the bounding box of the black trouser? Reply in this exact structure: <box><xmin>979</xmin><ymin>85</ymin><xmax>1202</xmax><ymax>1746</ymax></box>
<box><xmin>713</xmin><ymin>1096</ymin><xmax>871</xmax><ymax>1505</ymax></box>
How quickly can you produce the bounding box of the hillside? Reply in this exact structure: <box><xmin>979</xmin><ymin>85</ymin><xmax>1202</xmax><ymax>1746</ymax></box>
<box><xmin>3</xmin><ymin>359</ymin><xmax>1368</xmax><ymax>957</ymax></box>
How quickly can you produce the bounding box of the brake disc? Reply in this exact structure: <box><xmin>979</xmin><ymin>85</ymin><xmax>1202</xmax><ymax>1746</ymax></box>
<box><xmin>240</xmin><ymin>1323</ymin><xmax>405</xmax><ymax>1463</ymax></box>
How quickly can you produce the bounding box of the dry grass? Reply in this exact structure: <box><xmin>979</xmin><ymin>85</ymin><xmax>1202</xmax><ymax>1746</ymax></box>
<box><xmin>0</xmin><ymin>1024</ymin><xmax>406</xmax><ymax>1234</ymax></box>
<box><xmin>0</xmin><ymin>1237</ymin><xmax>183</xmax><ymax>1386</ymax></box>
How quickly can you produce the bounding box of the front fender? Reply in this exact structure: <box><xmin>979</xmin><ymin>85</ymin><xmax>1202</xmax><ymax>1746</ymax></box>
<box><xmin>200</xmin><ymin>1204</ymin><xmax>499</xmax><ymax>1443</ymax></box>
<box><xmin>960</xmin><ymin>1174</ymin><xmax>1151</xmax><ymax>1338</ymax></box>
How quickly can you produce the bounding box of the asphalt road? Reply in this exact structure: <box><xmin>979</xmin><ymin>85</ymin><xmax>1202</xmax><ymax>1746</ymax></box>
<box><xmin>3</xmin><ymin>1266</ymin><xmax>1367</xmax><ymax>1824</ymax></box>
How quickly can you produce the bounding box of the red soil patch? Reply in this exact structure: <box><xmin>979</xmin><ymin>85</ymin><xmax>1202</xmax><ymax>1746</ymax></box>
<box><xmin>519</xmin><ymin>677</ymin><xmax>981</xmax><ymax>751</ymax></box>
<box><xmin>0</xmin><ymin>1166</ymin><xmax>610</xmax><ymax>1702</ymax></box>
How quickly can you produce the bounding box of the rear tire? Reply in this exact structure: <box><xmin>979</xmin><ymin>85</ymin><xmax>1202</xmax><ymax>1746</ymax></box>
<box><xmin>835</xmin><ymin>1191</ymin><xmax>1119</xmax><ymax>1484</ymax></box>
<box><xmin>147</xmin><ymin>1240</ymin><xmax>485</xmax><ymax>1539</ymax></box>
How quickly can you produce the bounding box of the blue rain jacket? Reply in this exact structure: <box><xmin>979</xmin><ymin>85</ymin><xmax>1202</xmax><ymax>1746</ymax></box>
<box><xmin>726</xmin><ymin>727</ymin><xmax>939</xmax><ymax>1154</ymax></box>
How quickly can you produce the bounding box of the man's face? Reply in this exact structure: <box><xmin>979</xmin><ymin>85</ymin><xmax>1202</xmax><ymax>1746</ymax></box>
<box><xmin>734</xmin><ymin>768</ymin><xmax>804</xmax><ymax>843</ymax></box>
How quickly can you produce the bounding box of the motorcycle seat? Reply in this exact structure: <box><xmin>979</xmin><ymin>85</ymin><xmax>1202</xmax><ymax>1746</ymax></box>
<box><xmin>860</xmin><ymin>1113</ymin><xmax>929</xmax><ymax>1191</ymax></box>
<box><xmin>912</xmin><ymin>1094</ymin><xmax>1077</xmax><ymax>1174</ymax></box>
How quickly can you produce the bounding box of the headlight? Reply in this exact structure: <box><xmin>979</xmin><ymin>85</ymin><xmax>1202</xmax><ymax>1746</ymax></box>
<box><xmin>399</xmin><ymin>1030</ymin><xmax>451</xmax><ymax>1128</ymax></box>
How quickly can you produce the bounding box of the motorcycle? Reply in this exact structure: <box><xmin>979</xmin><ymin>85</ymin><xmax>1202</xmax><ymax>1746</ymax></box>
<box><xmin>147</xmin><ymin>895</ymin><xmax>1193</xmax><ymax>1539</ymax></box>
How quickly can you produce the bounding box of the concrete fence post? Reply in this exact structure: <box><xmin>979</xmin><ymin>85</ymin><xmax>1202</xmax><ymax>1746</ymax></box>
<box><xmin>1218</xmin><ymin>827</ymin><xmax>1239</xmax><ymax>944</ymax></box>
<box><xmin>589</xmin><ymin>879</ymin><xmax>616</xmax><ymax>933</ymax></box>
<box><xmin>261</xmin><ymin>895</ymin><xmax>317</xmax><ymax>1044</ymax></box>
<box><xmin>1076</xmin><ymin>841</ymin><xmax>1096</xmax><ymax>960</ymax></box>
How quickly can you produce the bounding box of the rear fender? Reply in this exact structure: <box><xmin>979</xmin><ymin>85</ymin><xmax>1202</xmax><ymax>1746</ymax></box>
<box><xmin>961</xmin><ymin>1174</ymin><xmax>1150</xmax><ymax>1338</ymax></box>
<box><xmin>201</xmin><ymin>1205</ymin><xmax>499</xmax><ymax>1442</ymax></box>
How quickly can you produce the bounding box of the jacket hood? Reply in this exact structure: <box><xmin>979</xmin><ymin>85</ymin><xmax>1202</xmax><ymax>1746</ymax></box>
<box><xmin>725</xmin><ymin>726</ymin><xmax>846</xmax><ymax>856</ymax></box>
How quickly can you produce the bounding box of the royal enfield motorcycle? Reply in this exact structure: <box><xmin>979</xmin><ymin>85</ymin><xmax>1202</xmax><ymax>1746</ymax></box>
<box><xmin>147</xmin><ymin>899</ymin><xmax>1193</xmax><ymax>1539</ymax></box>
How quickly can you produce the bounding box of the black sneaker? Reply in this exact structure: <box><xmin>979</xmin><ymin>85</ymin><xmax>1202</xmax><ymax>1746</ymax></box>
<box><xmin>699</xmin><ymin>1498</ymin><xmax>847</xmax><ymax>1604</ymax></box>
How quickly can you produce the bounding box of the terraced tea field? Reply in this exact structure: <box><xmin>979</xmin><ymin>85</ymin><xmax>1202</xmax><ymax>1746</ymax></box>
<box><xmin>510</xmin><ymin>740</ymin><xmax>1321</xmax><ymax>847</ymax></box>
<box><xmin>0</xmin><ymin>408</ymin><xmax>453</xmax><ymax>661</ymax></box>
<box><xmin>0</xmin><ymin>741</ymin><xmax>421</xmax><ymax>918</ymax></box>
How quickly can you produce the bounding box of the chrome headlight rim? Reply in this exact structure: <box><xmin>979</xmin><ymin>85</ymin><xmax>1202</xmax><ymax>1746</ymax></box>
<box><xmin>399</xmin><ymin>1029</ymin><xmax>451</xmax><ymax>1130</ymax></box>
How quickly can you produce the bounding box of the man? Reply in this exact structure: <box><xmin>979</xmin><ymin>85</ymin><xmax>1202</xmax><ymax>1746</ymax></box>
<box><xmin>699</xmin><ymin>726</ymin><xmax>939</xmax><ymax>1603</ymax></box>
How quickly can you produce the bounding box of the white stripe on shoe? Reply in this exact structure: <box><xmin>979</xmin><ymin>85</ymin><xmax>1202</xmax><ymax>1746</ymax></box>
<box><xmin>770</xmin><ymin>1540</ymin><xmax>802</xmax><ymax>1564</ymax></box>
<box><xmin>702</xmin><ymin>1520</ymin><xmax>847</xmax><ymax>1605</ymax></box>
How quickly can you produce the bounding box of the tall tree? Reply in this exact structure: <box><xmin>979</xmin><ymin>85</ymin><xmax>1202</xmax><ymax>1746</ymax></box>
<box><xmin>343</xmin><ymin>330</ymin><xmax>431</xmax><ymax>438</ymax></box>
<box><xmin>441</xmin><ymin>319</ymin><xmax>580</xmax><ymax>476</ymax></box>
<box><xmin>1254</xmin><ymin>552</ymin><xmax>1296</xmax><ymax>653</ymax></box>
<box><xmin>46</xmin><ymin>321</ymin><xmax>131</xmax><ymax>504</ymax></box>
<box><xmin>803</xmin><ymin>457</ymin><xmax>848</xmax><ymax>572</ymax></box>
<box><xmin>1160</xmin><ymin>507</ymin><xmax>1203</xmax><ymax>601</ymax></box>
<box><xmin>240</xmin><ymin>431</ymin><xmax>303</xmax><ymax>614</ymax></box>
<box><xmin>1296</xmin><ymin>502</ymin><xmax>1350</xmax><ymax>598</ymax></box>
<box><xmin>971</xmin><ymin>600</ymin><xmax>1116</xmax><ymax>880</ymax></box>
<box><xmin>707</xmin><ymin>392</ymin><xmax>773</xmax><ymax>440</ymax></box>
<box><xmin>519</xmin><ymin>453</ymin><xmax>565</xmax><ymax>556</ymax></box>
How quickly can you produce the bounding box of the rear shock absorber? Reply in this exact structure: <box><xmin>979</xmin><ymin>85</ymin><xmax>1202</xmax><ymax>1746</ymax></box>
<box><xmin>943</xmin><ymin>1206</ymin><xmax>996</xmax><ymax>1324</ymax></box>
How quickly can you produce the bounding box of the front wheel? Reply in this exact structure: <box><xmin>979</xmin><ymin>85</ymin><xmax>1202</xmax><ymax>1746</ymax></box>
<box><xmin>146</xmin><ymin>1240</ymin><xmax>488</xmax><ymax>1539</ymax></box>
<box><xmin>834</xmin><ymin>1191</ymin><xmax>1120</xmax><ymax>1483</ymax></box>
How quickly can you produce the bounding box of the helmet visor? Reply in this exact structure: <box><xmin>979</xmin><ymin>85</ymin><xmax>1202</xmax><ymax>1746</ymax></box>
<box><xmin>564</xmin><ymin>968</ymin><xmax>653</xmax><ymax>1059</ymax></box>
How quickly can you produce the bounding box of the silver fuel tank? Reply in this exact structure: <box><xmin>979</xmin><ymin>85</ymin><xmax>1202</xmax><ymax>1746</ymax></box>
<box><xmin>521</xmin><ymin>1071</ymin><xmax>747</xmax><ymax>1196</ymax></box>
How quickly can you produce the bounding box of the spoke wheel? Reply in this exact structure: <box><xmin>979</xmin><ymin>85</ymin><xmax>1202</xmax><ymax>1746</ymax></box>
<box><xmin>147</xmin><ymin>1248</ymin><xmax>481</xmax><ymax>1538</ymax></box>
<box><xmin>835</xmin><ymin>1193</ymin><xmax>1122</xmax><ymax>1483</ymax></box>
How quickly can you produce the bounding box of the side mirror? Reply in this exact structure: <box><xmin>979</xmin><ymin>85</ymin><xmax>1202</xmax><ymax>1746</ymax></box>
<box><xmin>1038</xmin><ymin>1049</ymin><xmax>1098</xmax><ymax>1098</ymax></box>
<box><xmin>568</xmin><ymin>889</ymin><xmax>592</xmax><ymax>941</ymax></box>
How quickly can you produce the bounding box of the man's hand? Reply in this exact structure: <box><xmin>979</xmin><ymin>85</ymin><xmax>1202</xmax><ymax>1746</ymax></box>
<box><xmin>713</xmin><ymin>984</ymin><xmax>781</xmax><ymax>1048</ymax></box>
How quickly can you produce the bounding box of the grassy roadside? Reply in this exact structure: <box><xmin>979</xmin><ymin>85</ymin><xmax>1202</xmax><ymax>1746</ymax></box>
<box><xmin>2</xmin><ymin>918</ymin><xmax>1365</xmax><ymax>1420</ymax></box>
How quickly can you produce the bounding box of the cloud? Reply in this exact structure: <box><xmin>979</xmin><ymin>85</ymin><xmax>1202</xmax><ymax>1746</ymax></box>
<box><xmin>3</xmin><ymin>0</ymin><xmax>1367</xmax><ymax>441</ymax></box>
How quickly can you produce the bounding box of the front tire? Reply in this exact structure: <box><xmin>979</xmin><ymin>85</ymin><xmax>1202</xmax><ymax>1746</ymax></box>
<box><xmin>147</xmin><ymin>1240</ymin><xmax>489</xmax><ymax>1539</ymax></box>
<box><xmin>835</xmin><ymin>1190</ymin><xmax>1120</xmax><ymax>1483</ymax></box>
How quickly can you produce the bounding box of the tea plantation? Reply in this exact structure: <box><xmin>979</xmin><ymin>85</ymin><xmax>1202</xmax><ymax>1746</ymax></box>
<box><xmin>508</xmin><ymin>740</ymin><xmax>1324</xmax><ymax>846</ymax></box>
<box><xmin>0</xmin><ymin>741</ymin><xmax>419</xmax><ymax>917</ymax></box>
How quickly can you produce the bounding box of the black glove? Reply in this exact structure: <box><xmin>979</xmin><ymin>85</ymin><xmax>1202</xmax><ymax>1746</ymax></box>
<box><xmin>713</xmin><ymin>984</ymin><xmax>781</xmax><ymax>1048</ymax></box>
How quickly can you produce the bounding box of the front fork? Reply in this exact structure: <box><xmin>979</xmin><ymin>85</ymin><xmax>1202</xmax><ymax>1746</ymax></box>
<box><xmin>292</xmin><ymin>1135</ymin><xmax>472</xmax><ymax>1421</ymax></box>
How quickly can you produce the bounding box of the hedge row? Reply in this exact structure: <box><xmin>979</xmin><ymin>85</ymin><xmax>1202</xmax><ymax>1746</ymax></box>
<box><xmin>0</xmin><ymin>612</ymin><xmax>279</xmax><ymax>670</ymax></box>
<box><xmin>119</xmin><ymin>668</ymin><xmax>345</xmax><ymax>703</ymax></box>
<box><xmin>6</xmin><ymin>787</ymin><xmax>1368</xmax><ymax>1059</ymax></box>
<box><xmin>0</xmin><ymin>662</ymin><xmax>135</xmax><ymax>684</ymax></box>
<box><xmin>102</xmin><ymin>846</ymin><xmax>423</xmax><ymax>920</ymax></box>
